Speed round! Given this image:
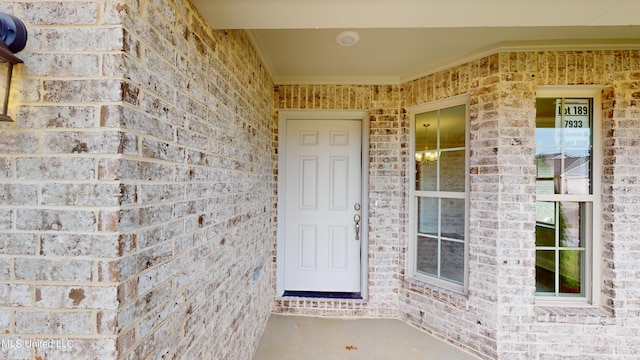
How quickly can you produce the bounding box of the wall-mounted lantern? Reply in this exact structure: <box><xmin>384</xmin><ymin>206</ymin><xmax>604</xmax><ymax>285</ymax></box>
<box><xmin>0</xmin><ymin>13</ymin><xmax>28</xmax><ymax>122</ymax></box>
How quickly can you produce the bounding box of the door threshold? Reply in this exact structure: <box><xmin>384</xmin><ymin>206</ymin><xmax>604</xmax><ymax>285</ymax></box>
<box><xmin>283</xmin><ymin>291</ymin><xmax>362</xmax><ymax>299</ymax></box>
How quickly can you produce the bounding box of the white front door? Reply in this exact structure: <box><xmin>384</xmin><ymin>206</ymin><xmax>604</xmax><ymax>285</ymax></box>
<box><xmin>283</xmin><ymin>118</ymin><xmax>362</xmax><ymax>292</ymax></box>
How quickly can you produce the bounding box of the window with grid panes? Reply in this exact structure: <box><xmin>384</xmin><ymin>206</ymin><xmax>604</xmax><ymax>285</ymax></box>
<box><xmin>535</xmin><ymin>88</ymin><xmax>601</xmax><ymax>306</ymax></box>
<box><xmin>410</xmin><ymin>96</ymin><xmax>469</xmax><ymax>293</ymax></box>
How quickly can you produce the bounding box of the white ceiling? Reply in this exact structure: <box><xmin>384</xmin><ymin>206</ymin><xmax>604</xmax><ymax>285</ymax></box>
<box><xmin>191</xmin><ymin>0</ymin><xmax>640</xmax><ymax>84</ymax></box>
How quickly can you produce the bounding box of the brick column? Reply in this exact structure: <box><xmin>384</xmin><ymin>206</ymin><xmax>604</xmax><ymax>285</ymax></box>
<box><xmin>369</xmin><ymin>85</ymin><xmax>403</xmax><ymax>316</ymax></box>
<box><xmin>492</xmin><ymin>53</ymin><xmax>538</xmax><ymax>358</ymax></box>
<box><xmin>0</xmin><ymin>2</ymin><xmax>126</xmax><ymax>358</ymax></box>
<box><xmin>468</xmin><ymin>53</ymin><xmax>538</xmax><ymax>358</ymax></box>
<box><xmin>467</xmin><ymin>55</ymin><xmax>503</xmax><ymax>358</ymax></box>
<box><xmin>602</xmin><ymin>65</ymin><xmax>640</xmax><ymax>328</ymax></box>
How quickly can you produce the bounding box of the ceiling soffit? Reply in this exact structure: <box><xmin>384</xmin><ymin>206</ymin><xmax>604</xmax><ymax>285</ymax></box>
<box><xmin>191</xmin><ymin>0</ymin><xmax>640</xmax><ymax>85</ymax></box>
<box><xmin>192</xmin><ymin>0</ymin><xmax>640</xmax><ymax>29</ymax></box>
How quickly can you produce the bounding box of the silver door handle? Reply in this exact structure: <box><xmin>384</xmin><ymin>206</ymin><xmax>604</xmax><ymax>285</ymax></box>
<box><xmin>353</xmin><ymin>214</ymin><xmax>361</xmax><ymax>241</ymax></box>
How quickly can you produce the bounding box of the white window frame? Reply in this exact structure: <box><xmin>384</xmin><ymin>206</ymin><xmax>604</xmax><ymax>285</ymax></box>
<box><xmin>408</xmin><ymin>95</ymin><xmax>470</xmax><ymax>294</ymax></box>
<box><xmin>535</xmin><ymin>87</ymin><xmax>602</xmax><ymax>308</ymax></box>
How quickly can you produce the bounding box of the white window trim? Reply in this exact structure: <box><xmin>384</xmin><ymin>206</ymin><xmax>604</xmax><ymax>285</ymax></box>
<box><xmin>535</xmin><ymin>86</ymin><xmax>603</xmax><ymax>308</ymax></box>
<box><xmin>408</xmin><ymin>94</ymin><xmax>470</xmax><ymax>294</ymax></box>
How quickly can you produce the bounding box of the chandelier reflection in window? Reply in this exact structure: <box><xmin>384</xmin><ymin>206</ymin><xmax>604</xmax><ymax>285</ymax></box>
<box><xmin>415</xmin><ymin>123</ymin><xmax>439</xmax><ymax>165</ymax></box>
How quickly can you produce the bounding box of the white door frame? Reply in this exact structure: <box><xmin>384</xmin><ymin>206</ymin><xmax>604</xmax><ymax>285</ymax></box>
<box><xmin>276</xmin><ymin>110</ymin><xmax>369</xmax><ymax>299</ymax></box>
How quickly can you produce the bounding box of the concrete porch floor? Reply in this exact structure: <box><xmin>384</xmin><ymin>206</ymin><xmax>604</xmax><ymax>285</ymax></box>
<box><xmin>252</xmin><ymin>315</ymin><xmax>481</xmax><ymax>360</ymax></box>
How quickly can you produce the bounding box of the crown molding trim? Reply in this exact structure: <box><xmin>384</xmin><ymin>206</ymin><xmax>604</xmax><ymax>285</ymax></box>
<box><xmin>398</xmin><ymin>39</ymin><xmax>640</xmax><ymax>84</ymax></box>
<box><xmin>273</xmin><ymin>75</ymin><xmax>401</xmax><ymax>86</ymax></box>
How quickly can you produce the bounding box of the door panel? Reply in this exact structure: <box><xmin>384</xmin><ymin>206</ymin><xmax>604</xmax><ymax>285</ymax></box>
<box><xmin>299</xmin><ymin>156</ymin><xmax>318</xmax><ymax>210</ymax></box>
<box><xmin>329</xmin><ymin>226</ymin><xmax>348</xmax><ymax>271</ymax></box>
<box><xmin>284</xmin><ymin>119</ymin><xmax>362</xmax><ymax>292</ymax></box>
<box><xmin>329</xmin><ymin>157</ymin><xmax>349</xmax><ymax>210</ymax></box>
<box><xmin>298</xmin><ymin>225</ymin><xmax>318</xmax><ymax>271</ymax></box>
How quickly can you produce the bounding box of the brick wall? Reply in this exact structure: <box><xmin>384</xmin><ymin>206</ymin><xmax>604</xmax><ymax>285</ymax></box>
<box><xmin>0</xmin><ymin>1</ymin><xmax>124</xmax><ymax>358</ymax></box>
<box><xmin>1</xmin><ymin>1</ymin><xmax>638</xmax><ymax>358</ymax></box>
<box><xmin>274</xmin><ymin>51</ymin><xmax>640</xmax><ymax>359</ymax></box>
<box><xmin>0</xmin><ymin>0</ymin><xmax>274</xmax><ymax>359</ymax></box>
<box><xmin>271</xmin><ymin>85</ymin><xmax>403</xmax><ymax>317</ymax></box>
<box><xmin>401</xmin><ymin>51</ymin><xmax>640</xmax><ymax>359</ymax></box>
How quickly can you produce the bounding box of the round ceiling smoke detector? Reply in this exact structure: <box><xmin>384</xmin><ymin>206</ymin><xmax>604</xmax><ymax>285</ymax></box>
<box><xmin>336</xmin><ymin>31</ymin><xmax>359</xmax><ymax>47</ymax></box>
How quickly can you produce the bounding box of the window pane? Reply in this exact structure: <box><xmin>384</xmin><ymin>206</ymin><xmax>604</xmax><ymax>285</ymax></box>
<box><xmin>441</xmin><ymin>240</ymin><xmax>464</xmax><ymax>284</ymax></box>
<box><xmin>536</xmin><ymin>200</ymin><xmax>555</xmax><ymax>225</ymax></box>
<box><xmin>439</xmin><ymin>104</ymin><xmax>466</xmax><ymax>149</ymax></box>
<box><xmin>561</xmin><ymin>150</ymin><xmax>591</xmax><ymax>195</ymax></box>
<box><xmin>535</xmin><ymin>150</ymin><xmax>592</xmax><ymax>195</ymax></box>
<box><xmin>561</xmin><ymin>127</ymin><xmax>591</xmax><ymax>148</ymax></box>
<box><xmin>535</xmin><ymin>179</ymin><xmax>555</xmax><ymax>195</ymax></box>
<box><xmin>417</xmin><ymin>197</ymin><xmax>438</xmax><ymax>235</ymax></box>
<box><xmin>535</xmin><ymin>201</ymin><xmax>586</xmax><ymax>295</ymax></box>
<box><xmin>416</xmin><ymin>160</ymin><xmax>437</xmax><ymax>191</ymax></box>
<box><xmin>536</xmin><ymin>97</ymin><xmax>592</xmax><ymax>195</ymax></box>
<box><xmin>535</xmin><ymin>156</ymin><xmax>556</xmax><ymax>194</ymax></box>
<box><xmin>415</xmin><ymin>110</ymin><xmax>438</xmax><ymax>188</ymax></box>
<box><xmin>536</xmin><ymin>223</ymin><xmax>556</xmax><ymax>247</ymax></box>
<box><xmin>536</xmin><ymin>250</ymin><xmax>555</xmax><ymax>293</ymax></box>
<box><xmin>558</xmin><ymin>202</ymin><xmax>584</xmax><ymax>248</ymax></box>
<box><xmin>441</xmin><ymin>198</ymin><xmax>465</xmax><ymax>240</ymax></box>
<box><xmin>560</xmin><ymin>250</ymin><xmax>583</xmax><ymax>294</ymax></box>
<box><xmin>535</xmin><ymin>127</ymin><xmax>563</xmax><ymax>148</ymax></box>
<box><xmin>416</xmin><ymin>111</ymin><xmax>438</xmax><ymax>151</ymax></box>
<box><xmin>439</xmin><ymin>150</ymin><xmax>465</xmax><ymax>192</ymax></box>
<box><xmin>417</xmin><ymin>235</ymin><xmax>437</xmax><ymax>276</ymax></box>
<box><xmin>536</xmin><ymin>153</ymin><xmax>593</xmax><ymax>195</ymax></box>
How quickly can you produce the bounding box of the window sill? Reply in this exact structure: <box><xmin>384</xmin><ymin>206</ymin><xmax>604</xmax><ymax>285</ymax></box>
<box><xmin>535</xmin><ymin>306</ymin><xmax>614</xmax><ymax>325</ymax></box>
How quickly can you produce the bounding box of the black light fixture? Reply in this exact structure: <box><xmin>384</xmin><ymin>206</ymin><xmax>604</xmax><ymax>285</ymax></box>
<box><xmin>0</xmin><ymin>13</ymin><xmax>27</xmax><ymax>122</ymax></box>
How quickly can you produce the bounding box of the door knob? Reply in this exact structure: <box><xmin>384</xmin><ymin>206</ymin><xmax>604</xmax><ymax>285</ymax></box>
<box><xmin>353</xmin><ymin>214</ymin><xmax>361</xmax><ymax>241</ymax></box>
